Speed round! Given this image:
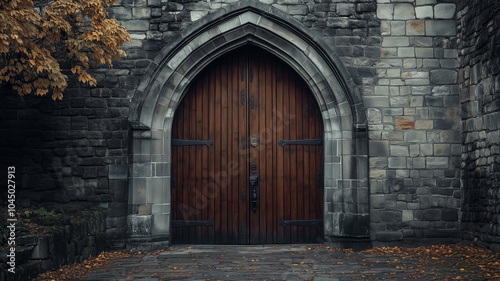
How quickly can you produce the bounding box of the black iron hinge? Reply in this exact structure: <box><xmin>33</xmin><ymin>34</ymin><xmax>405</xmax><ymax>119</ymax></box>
<box><xmin>171</xmin><ymin>174</ymin><xmax>177</xmax><ymax>189</ymax></box>
<box><xmin>279</xmin><ymin>219</ymin><xmax>323</xmax><ymax>227</ymax></box>
<box><xmin>278</xmin><ymin>138</ymin><xmax>322</xmax><ymax>147</ymax></box>
<box><xmin>172</xmin><ymin>220</ymin><xmax>214</xmax><ymax>227</ymax></box>
<box><xmin>250</xmin><ymin>95</ymin><xmax>255</xmax><ymax>109</ymax></box>
<box><xmin>249</xmin><ymin>66</ymin><xmax>254</xmax><ymax>83</ymax></box>
<box><xmin>172</xmin><ymin>139</ymin><xmax>214</xmax><ymax>147</ymax></box>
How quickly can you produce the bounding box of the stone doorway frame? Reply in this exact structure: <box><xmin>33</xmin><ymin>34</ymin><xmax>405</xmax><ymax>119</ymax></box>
<box><xmin>127</xmin><ymin>1</ymin><xmax>369</xmax><ymax>250</ymax></box>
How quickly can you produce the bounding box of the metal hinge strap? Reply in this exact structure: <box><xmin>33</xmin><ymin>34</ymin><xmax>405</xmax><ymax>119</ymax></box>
<box><xmin>172</xmin><ymin>139</ymin><xmax>214</xmax><ymax>147</ymax></box>
<box><xmin>279</xmin><ymin>219</ymin><xmax>323</xmax><ymax>227</ymax></box>
<box><xmin>250</xmin><ymin>95</ymin><xmax>255</xmax><ymax>109</ymax></box>
<box><xmin>171</xmin><ymin>174</ymin><xmax>177</xmax><ymax>189</ymax></box>
<box><xmin>278</xmin><ymin>138</ymin><xmax>322</xmax><ymax>147</ymax></box>
<box><xmin>172</xmin><ymin>220</ymin><xmax>214</xmax><ymax>227</ymax></box>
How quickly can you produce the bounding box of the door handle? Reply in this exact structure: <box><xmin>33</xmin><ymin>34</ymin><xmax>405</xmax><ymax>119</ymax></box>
<box><xmin>249</xmin><ymin>174</ymin><xmax>259</xmax><ymax>213</ymax></box>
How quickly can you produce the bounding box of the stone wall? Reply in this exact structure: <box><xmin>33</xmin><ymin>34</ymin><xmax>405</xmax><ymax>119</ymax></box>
<box><xmin>457</xmin><ymin>0</ymin><xmax>500</xmax><ymax>252</ymax></box>
<box><xmin>0</xmin><ymin>0</ymin><xmax>497</xmax><ymax>250</ymax></box>
<box><xmin>115</xmin><ymin>0</ymin><xmax>462</xmax><ymax>247</ymax></box>
<box><xmin>369</xmin><ymin>0</ymin><xmax>461</xmax><ymax>246</ymax></box>
<box><xmin>0</xmin><ymin>87</ymin><xmax>130</xmax><ymax>250</ymax></box>
<box><xmin>0</xmin><ymin>211</ymin><xmax>106</xmax><ymax>281</ymax></box>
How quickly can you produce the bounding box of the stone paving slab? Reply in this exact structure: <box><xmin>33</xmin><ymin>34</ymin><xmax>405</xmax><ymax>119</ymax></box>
<box><xmin>72</xmin><ymin>245</ymin><xmax>478</xmax><ymax>281</ymax></box>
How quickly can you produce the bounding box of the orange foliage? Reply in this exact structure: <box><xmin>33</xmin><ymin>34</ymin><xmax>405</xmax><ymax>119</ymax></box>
<box><xmin>0</xmin><ymin>0</ymin><xmax>131</xmax><ymax>100</ymax></box>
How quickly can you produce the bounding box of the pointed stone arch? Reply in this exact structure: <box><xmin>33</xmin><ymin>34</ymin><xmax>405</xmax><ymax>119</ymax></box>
<box><xmin>127</xmin><ymin>0</ymin><xmax>369</xmax><ymax>249</ymax></box>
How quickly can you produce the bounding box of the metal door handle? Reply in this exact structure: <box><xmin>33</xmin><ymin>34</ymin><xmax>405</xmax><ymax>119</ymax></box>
<box><xmin>249</xmin><ymin>174</ymin><xmax>259</xmax><ymax>212</ymax></box>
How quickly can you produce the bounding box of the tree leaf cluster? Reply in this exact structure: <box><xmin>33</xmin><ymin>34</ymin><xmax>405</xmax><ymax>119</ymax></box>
<box><xmin>0</xmin><ymin>0</ymin><xmax>131</xmax><ymax>100</ymax></box>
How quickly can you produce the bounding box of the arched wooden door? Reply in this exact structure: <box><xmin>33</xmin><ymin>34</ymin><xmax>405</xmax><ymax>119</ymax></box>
<box><xmin>171</xmin><ymin>45</ymin><xmax>323</xmax><ymax>244</ymax></box>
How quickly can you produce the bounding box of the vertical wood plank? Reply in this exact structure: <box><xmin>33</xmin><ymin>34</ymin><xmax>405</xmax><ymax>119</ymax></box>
<box><xmin>275</xmin><ymin>57</ymin><xmax>285</xmax><ymax>244</ymax></box>
<box><xmin>296</xmin><ymin>79</ymin><xmax>306</xmax><ymax>243</ymax></box>
<box><xmin>248</xmin><ymin>47</ymin><xmax>259</xmax><ymax>244</ymax></box>
<box><xmin>238</xmin><ymin>48</ymin><xmax>249</xmax><ymax>245</ymax></box>
<box><xmin>264</xmin><ymin>52</ymin><xmax>274</xmax><ymax>244</ymax></box>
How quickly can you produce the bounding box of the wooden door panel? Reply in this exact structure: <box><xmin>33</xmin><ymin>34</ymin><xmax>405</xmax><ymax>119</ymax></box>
<box><xmin>247</xmin><ymin>47</ymin><xmax>323</xmax><ymax>244</ymax></box>
<box><xmin>171</xmin><ymin>46</ymin><xmax>323</xmax><ymax>244</ymax></box>
<box><xmin>171</xmin><ymin>53</ymin><xmax>248</xmax><ymax>244</ymax></box>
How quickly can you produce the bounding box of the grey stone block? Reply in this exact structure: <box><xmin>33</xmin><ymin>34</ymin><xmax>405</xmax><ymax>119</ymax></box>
<box><xmin>423</xmin><ymin>209</ymin><xmax>441</xmax><ymax>221</ymax></box>
<box><xmin>122</xmin><ymin>20</ymin><xmax>150</xmax><ymax>32</ymax></box>
<box><xmin>415</xmin><ymin>6</ymin><xmax>432</xmax><ymax>19</ymax></box>
<box><xmin>363</xmin><ymin>96</ymin><xmax>390</xmax><ymax>107</ymax></box>
<box><xmin>377</xmin><ymin>4</ymin><xmax>393</xmax><ymax>20</ymax></box>
<box><xmin>370</xmin><ymin>194</ymin><xmax>385</xmax><ymax>209</ymax></box>
<box><xmin>394</xmin><ymin>3</ymin><xmax>415</xmax><ymax>20</ymax></box>
<box><xmin>426</xmin><ymin>157</ymin><xmax>448</xmax><ymax>169</ymax></box>
<box><xmin>109</xmin><ymin>165</ymin><xmax>128</xmax><ymax>180</ymax></box>
<box><xmin>153</xmin><ymin>213</ymin><xmax>170</xmax><ymax>234</ymax></box>
<box><xmin>132</xmin><ymin>7</ymin><xmax>151</xmax><ymax>19</ymax></box>
<box><xmin>434</xmin><ymin>4</ymin><xmax>456</xmax><ymax>19</ymax></box>
<box><xmin>425</xmin><ymin>20</ymin><xmax>456</xmax><ymax>36</ymax></box>
<box><xmin>109</xmin><ymin>7</ymin><xmax>132</xmax><ymax>20</ymax></box>
<box><xmin>127</xmin><ymin>215</ymin><xmax>152</xmax><ymax>236</ymax></box>
<box><xmin>388</xmin><ymin>157</ymin><xmax>407</xmax><ymax>168</ymax></box>
<box><xmin>109</xmin><ymin>202</ymin><xmax>127</xmax><ymax>217</ymax></box>
<box><xmin>382</xmin><ymin>37</ymin><xmax>410</xmax><ymax>47</ymax></box>
<box><xmin>110</xmin><ymin>180</ymin><xmax>128</xmax><ymax>202</ymax></box>
<box><xmin>430</xmin><ymin>69</ymin><xmax>458</xmax><ymax>84</ymax></box>
<box><xmin>369</xmin><ymin>140</ymin><xmax>389</xmax><ymax>157</ymax></box>
<box><xmin>390</xmin><ymin>145</ymin><xmax>409</xmax><ymax>156</ymax></box>
<box><xmin>377</xmin><ymin>231</ymin><xmax>403</xmax><ymax>241</ymax></box>
<box><xmin>404</xmin><ymin>131</ymin><xmax>426</xmax><ymax>143</ymax></box>
<box><xmin>410</xmin><ymin>37</ymin><xmax>433</xmax><ymax>47</ymax></box>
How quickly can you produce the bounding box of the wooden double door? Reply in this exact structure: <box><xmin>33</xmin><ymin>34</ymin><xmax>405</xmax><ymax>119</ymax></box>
<box><xmin>171</xmin><ymin>46</ymin><xmax>323</xmax><ymax>244</ymax></box>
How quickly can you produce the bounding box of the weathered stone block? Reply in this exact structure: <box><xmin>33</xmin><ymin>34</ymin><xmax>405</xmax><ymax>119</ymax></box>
<box><xmin>425</xmin><ymin>20</ymin><xmax>456</xmax><ymax>36</ymax></box>
<box><xmin>109</xmin><ymin>7</ymin><xmax>132</xmax><ymax>20</ymax></box>
<box><xmin>382</xmin><ymin>36</ymin><xmax>410</xmax><ymax>47</ymax></box>
<box><xmin>377</xmin><ymin>231</ymin><xmax>403</xmax><ymax>241</ymax></box>
<box><xmin>404</xmin><ymin>131</ymin><xmax>426</xmax><ymax>143</ymax></box>
<box><xmin>132</xmin><ymin>7</ymin><xmax>151</xmax><ymax>19</ymax></box>
<box><xmin>336</xmin><ymin>3</ymin><xmax>354</xmax><ymax>16</ymax></box>
<box><xmin>377</xmin><ymin>4</ymin><xmax>393</xmax><ymax>20</ymax></box>
<box><xmin>369</xmin><ymin>140</ymin><xmax>389</xmax><ymax>157</ymax></box>
<box><xmin>109</xmin><ymin>165</ymin><xmax>128</xmax><ymax>180</ymax></box>
<box><xmin>127</xmin><ymin>215</ymin><xmax>152</xmax><ymax>236</ymax></box>
<box><xmin>394</xmin><ymin>3</ymin><xmax>415</xmax><ymax>20</ymax></box>
<box><xmin>434</xmin><ymin>4</ymin><xmax>455</xmax><ymax>19</ymax></box>
<box><xmin>388</xmin><ymin>157</ymin><xmax>407</xmax><ymax>168</ymax></box>
<box><xmin>415</xmin><ymin>6</ymin><xmax>432</xmax><ymax>19</ymax></box>
<box><xmin>122</xmin><ymin>20</ymin><xmax>150</xmax><ymax>31</ymax></box>
<box><xmin>426</xmin><ymin>157</ymin><xmax>448</xmax><ymax>169</ymax></box>
<box><xmin>395</xmin><ymin>116</ymin><xmax>415</xmax><ymax>130</ymax></box>
<box><xmin>391</xmin><ymin>21</ymin><xmax>405</xmax><ymax>35</ymax></box>
<box><xmin>423</xmin><ymin>209</ymin><xmax>441</xmax><ymax>221</ymax></box>
<box><xmin>430</xmin><ymin>69</ymin><xmax>458</xmax><ymax>84</ymax></box>
<box><xmin>390</xmin><ymin>145</ymin><xmax>409</xmax><ymax>156</ymax></box>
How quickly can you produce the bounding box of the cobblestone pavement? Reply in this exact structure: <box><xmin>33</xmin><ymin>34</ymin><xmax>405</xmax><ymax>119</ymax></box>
<box><xmin>73</xmin><ymin>245</ymin><xmax>478</xmax><ymax>281</ymax></box>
